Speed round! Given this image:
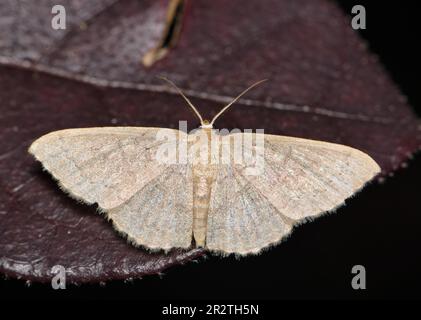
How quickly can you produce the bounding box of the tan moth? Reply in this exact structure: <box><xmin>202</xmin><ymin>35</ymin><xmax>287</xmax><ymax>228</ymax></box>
<box><xmin>29</xmin><ymin>79</ymin><xmax>380</xmax><ymax>255</ymax></box>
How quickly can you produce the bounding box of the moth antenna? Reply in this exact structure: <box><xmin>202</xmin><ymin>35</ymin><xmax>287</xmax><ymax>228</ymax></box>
<box><xmin>210</xmin><ymin>79</ymin><xmax>268</xmax><ymax>126</ymax></box>
<box><xmin>158</xmin><ymin>76</ymin><xmax>205</xmax><ymax>125</ymax></box>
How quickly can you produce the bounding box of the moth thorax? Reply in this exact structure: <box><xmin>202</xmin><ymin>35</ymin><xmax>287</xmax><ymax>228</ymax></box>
<box><xmin>196</xmin><ymin>176</ymin><xmax>209</xmax><ymax>197</ymax></box>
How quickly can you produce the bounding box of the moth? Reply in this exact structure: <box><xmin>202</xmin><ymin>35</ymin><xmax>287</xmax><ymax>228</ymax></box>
<box><xmin>29</xmin><ymin>78</ymin><xmax>380</xmax><ymax>255</ymax></box>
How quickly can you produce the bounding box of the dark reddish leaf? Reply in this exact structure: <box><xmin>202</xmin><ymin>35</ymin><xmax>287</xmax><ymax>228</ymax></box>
<box><xmin>0</xmin><ymin>65</ymin><xmax>206</xmax><ymax>284</ymax></box>
<box><xmin>0</xmin><ymin>0</ymin><xmax>420</xmax><ymax>283</ymax></box>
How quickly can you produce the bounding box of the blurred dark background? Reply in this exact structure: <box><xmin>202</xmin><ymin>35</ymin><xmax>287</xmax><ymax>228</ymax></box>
<box><xmin>1</xmin><ymin>0</ymin><xmax>420</xmax><ymax>301</ymax></box>
<box><xmin>338</xmin><ymin>0</ymin><xmax>421</xmax><ymax>115</ymax></box>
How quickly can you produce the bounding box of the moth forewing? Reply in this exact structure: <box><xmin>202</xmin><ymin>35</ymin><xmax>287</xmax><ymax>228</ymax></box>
<box><xmin>177</xmin><ymin>121</ymin><xmax>189</xmax><ymax>165</ymax></box>
<box><xmin>231</xmin><ymin>129</ymin><xmax>244</xmax><ymax>166</ymax></box>
<box><xmin>217</xmin><ymin>128</ymin><xmax>233</xmax><ymax>166</ymax></box>
<box><xmin>241</xmin><ymin>129</ymin><xmax>265</xmax><ymax>176</ymax></box>
<box><xmin>155</xmin><ymin>128</ymin><xmax>179</xmax><ymax>165</ymax></box>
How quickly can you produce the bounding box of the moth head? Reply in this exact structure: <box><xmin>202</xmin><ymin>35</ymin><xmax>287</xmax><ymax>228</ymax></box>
<box><xmin>159</xmin><ymin>76</ymin><xmax>267</xmax><ymax>129</ymax></box>
<box><xmin>200</xmin><ymin>119</ymin><xmax>213</xmax><ymax>129</ymax></box>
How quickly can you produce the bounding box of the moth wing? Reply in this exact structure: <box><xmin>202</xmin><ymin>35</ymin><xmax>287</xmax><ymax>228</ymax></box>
<box><xmin>29</xmin><ymin>127</ymin><xmax>187</xmax><ymax>210</ymax></box>
<box><xmin>206</xmin><ymin>163</ymin><xmax>293</xmax><ymax>255</ymax></box>
<box><xmin>108</xmin><ymin>164</ymin><xmax>193</xmax><ymax>250</ymax></box>
<box><xmin>247</xmin><ymin>133</ymin><xmax>380</xmax><ymax>220</ymax></box>
<box><xmin>30</xmin><ymin>126</ymin><xmax>194</xmax><ymax>249</ymax></box>
<box><xmin>206</xmin><ymin>132</ymin><xmax>380</xmax><ymax>254</ymax></box>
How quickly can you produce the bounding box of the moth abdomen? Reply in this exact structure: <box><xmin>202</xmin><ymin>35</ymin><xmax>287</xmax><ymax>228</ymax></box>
<box><xmin>192</xmin><ymin>166</ymin><xmax>215</xmax><ymax>247</ymax></box>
